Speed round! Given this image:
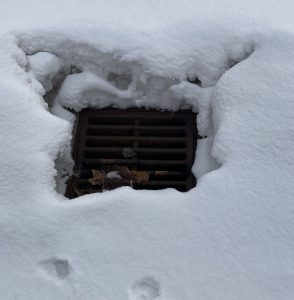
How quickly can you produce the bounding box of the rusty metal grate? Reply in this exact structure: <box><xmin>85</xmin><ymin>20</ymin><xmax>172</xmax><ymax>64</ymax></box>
<box><xmin>65</xmin><ymin>108</ymin><xmax>197</xmax><ymax>198</ymax></box>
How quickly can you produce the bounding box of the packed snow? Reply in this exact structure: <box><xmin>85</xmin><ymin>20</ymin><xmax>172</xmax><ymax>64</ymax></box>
<box><xmin>0</xmin><ymin>0</ymin><xmax>294</xmax><ymax>299</ymax></box>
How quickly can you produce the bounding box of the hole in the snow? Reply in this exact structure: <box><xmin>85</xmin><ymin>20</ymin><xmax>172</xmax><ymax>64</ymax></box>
<box><xmin>108</xmin><ymin>72</ymin><xmax>132</xmax><ymax>90</ymax></box>
<box><xmin>65</xmin><ymin>108</ymin><xmax>197</xmax><ymax>198</ymax></box>
<box><xmin>187</xmin><ymin>76</ymin><xmax>201</xmax><ymax>86</ymax></box>
<box><xmin>25</xmin><ymin>49</ymin><xmax>220</xmax><ymax>198</ymax></box>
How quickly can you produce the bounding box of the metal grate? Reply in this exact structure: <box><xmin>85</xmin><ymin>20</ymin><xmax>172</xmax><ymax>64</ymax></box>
<box><xmin>65</xmin><ymin>108</ymin><xmax>197</xmax><ymax>198</ymax></box>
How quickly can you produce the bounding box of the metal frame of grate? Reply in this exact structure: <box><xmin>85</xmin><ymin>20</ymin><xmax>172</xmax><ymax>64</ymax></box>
<box><xmin>65</xmin><ymin>108</ymin><xmax>197</xmax><ymax>198</ymax></box>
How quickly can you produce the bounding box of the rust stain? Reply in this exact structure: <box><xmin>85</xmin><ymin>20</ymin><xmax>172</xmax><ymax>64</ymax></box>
<box><xmin>89</xmin><ymin>170</ymin><xmax>105</xmax><ymax>185</ymax></box>
<box><xmin>155</xmin><ymin>171</ymin><xmax>169</xmax><ymax>176</ymax></box>
<box><xmin>129</xmin><ymin>171</ymin><xmax>149</xmax><ymax>183</ymax></box>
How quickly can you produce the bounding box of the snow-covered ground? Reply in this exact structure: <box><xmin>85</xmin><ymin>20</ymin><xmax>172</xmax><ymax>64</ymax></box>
<box><xmin>0</xmin><ymin>1</ymin><xmax>294</xmax><ymax>299</ymax></box>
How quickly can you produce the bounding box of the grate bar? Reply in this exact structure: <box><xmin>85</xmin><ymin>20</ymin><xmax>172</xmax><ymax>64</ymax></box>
<box><xmin>87</xmin><ymin>125</ymin><xmax>187</xmax><ymax>130</ymax></box>
<box><xmin>80</xmin><ymin>159</ymin><xmax>188</xmax><ymax>166</ymax></box>
<box><xmin>85</xmin><ymin>136</ymin><xmax>187</xmax><ymax>142</ymax></box>
<box><xmin>83</xmin><ymin>147</ymin><xmax>187</xmax><ymax>153</ymax></box>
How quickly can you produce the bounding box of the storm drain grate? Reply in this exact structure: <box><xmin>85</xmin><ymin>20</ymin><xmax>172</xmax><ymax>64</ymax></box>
<box><xmin>65</xmin><ymin>108</ymin><xmax>197</xmax><ymax>198</ymax></box>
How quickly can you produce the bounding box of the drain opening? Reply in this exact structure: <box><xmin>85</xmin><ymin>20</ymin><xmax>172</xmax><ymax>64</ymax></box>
<box><xmin>65</xmin><ymin>108</ymin><xmax>197</xmax><ymax>198</ymax></box>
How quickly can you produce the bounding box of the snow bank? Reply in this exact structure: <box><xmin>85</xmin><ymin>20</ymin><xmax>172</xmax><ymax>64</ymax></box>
<box><xmin>0</xmin><ymin>1</ymin><xmax>294</xmax><ymax>299</ymax></box>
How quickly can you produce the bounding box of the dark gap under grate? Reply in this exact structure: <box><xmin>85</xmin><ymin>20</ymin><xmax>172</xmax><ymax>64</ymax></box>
<box><xmin>65</xmin><ymin>108</ymin><xmax>197</xmax><ymax>198</ymax></box>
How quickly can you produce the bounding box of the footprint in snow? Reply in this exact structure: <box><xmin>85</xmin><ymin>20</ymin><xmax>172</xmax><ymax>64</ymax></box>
<box><xmin>39</xmin><ymin>257</ymin><xmax>71</xmax><ymax>280</ymax></box>
<box><xmin>129</xmin><ymin>277</ymin><xmax>161</xmax><ymax>300</ymax></box>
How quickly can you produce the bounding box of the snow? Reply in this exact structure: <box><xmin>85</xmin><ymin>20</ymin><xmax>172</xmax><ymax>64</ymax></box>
<box><xmin>55</xmin><ymin>71</ymin><xmax>133</xmax><ymax>112</ymax></box>
<box><xmin>0</xmin><ymin>1</ymin><xmax>294</xmax><ymax>299</ymax></box>
<box><xmin>193</xmin><ymin>137</ymin><xmax>220</xmax><ymax>179</ymax></box>
<box><xmin>106</xmin><ymin>171</ymin><xmax>122</xmax><ymax>180</ymax></box>
<box><xmin>28</xmin><ymin>52</ymin><xmax>63</xmax><ymax>93</ymax></box>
